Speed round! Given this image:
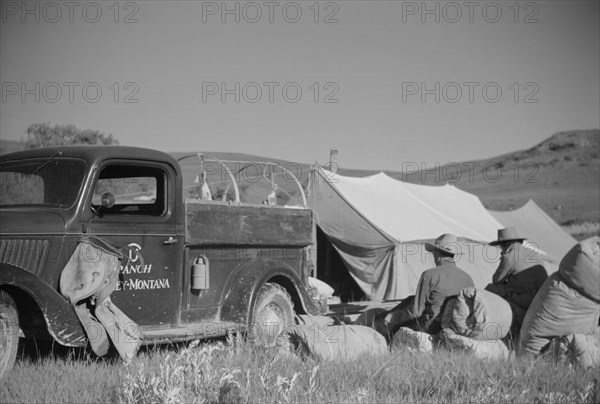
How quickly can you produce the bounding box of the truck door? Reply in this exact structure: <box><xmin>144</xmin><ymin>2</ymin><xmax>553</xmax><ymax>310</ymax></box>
<box><xmin>85</xmin><ymin>160</ymin><xmax>182</xmax><ymax>327</ymax></box>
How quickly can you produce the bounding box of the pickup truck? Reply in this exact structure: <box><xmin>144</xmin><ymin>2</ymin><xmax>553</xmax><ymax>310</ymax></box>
<box><xmin>0</xmin><ymin>146</ymin><xmax>322</xmax><ymax>377</ymax></box>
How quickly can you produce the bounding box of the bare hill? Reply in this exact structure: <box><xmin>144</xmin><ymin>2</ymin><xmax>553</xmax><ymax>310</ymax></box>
<box><xmin>328</xmin><ymin>130</ymin><xmax>598</xmax><ymax>225</ymax></box>
<box><xmin>392</xmin><ymin>130</ymin><xmax>599</xmax><ymax>225</ymax></box>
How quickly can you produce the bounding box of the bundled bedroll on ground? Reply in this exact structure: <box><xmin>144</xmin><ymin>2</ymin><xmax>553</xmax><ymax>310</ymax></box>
<box><xmin>353</xmin><ymin>308</ymin><xmax>392</xmax><ymax>342</ymax></box>
<box><xmin>441</xmin><ymin>329</ymin><xmax>511</xmax><ymax>360</ymax></box>
<box><xmin>437</xmin><ymin>288</ymin><xmax>513</xmax><ymax>360</ymax></box>
<box><xmin>441</xmin><ymin>287</ymin><xmax>513</xmax><ymax>341</ymax></box>
<box><xmin>549</xmin><ymin>327</ymin><xmax>600</xmax><ymax>368</ymax></box>
<box><xmin>288</xmin><ymin>317</ymin><xmax>388</xmax><ymax>361</ymax></box>
<box><xmin>391</xmin><ymin>327</ymin><xmax>434</xmax><ymax>353</ymax></box>
<box><xmin>295</xmin><ymin>314</ymin><xmax>337</xmax><ymax>329</ymax></box>
<box><xmin>518</xmin><ymin>237</ymin><xmax>600</xmax><ymax>357</ymax></box>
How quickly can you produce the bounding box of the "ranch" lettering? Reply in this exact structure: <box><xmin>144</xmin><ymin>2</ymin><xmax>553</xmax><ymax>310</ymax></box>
<box><xmin>120</xmin><ymin>264</ymin><xmax>153</xmax><ymax>274</ymax></box>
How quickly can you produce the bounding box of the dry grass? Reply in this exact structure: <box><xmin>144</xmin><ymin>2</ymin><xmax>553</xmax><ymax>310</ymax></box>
<box><xmin>561</xmin><ymin>222</ymin><xmax>600</xmax><ymax>240</ymax></box>
<box><xmin>1</xmin><ymin>332</ymin><xmax>599</xmax><ymax>404</ymax></box>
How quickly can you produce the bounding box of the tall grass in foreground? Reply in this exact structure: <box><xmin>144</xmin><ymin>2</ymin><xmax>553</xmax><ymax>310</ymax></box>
<box><xmin>1</xmin><ymin>333</ymin><xmax>599</xmax><ymax>404</ymax></box>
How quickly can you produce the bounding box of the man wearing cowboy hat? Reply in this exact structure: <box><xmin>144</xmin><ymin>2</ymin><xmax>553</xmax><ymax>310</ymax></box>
<box><xmin>486</xmin><ymin>227</ymin><xmax>548</xmax><ymax>323</ymax></box>
<box><xmin>383</xmin><ymin>233</ymin><xmax>474</xmax><ymax>335</ymax></box>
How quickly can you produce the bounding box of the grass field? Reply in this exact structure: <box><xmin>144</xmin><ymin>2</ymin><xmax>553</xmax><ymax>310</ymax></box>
<box><xmin>1</xmin><ymin>335</ymin><xmax>599</xmax><ymax>404</ymax></box>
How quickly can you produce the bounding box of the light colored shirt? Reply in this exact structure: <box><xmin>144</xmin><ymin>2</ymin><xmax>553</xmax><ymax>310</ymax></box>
<box><xmin>406</xmin><ymin>257</ymin><xmax>475</xmax><ymax>329</ymax></box>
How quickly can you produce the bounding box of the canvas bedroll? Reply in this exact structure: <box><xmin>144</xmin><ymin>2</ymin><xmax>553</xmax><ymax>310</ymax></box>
<box><xmin>288</xmin><ymin>323</ymin><xmax>388</xmax><ymax>361</ymax></box>
<box><xmin>59</xmin><ymin>237</ymin><xmax>142</xmax><ymax>362</ymax></box>
<box><xmin>441</xmin><ymin>288</ymin><xmax>513</xmax><ymax>341</ymax></box>
<box><xmin>518</xmin><ymin>237</ymin><xmax>600</xmax><ymax>357</ymax></box>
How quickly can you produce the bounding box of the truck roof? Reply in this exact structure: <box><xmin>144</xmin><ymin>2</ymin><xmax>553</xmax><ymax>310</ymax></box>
<box><xmin>0</xmin><ymin>145</ymin><xmax>180</xmax><ymax>169</ymax></box>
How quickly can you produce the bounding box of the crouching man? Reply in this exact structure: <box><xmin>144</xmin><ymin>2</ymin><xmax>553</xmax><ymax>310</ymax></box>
<box><xmin>384</xmin><ymin>233</ymin><xmax>475</xmax><ymax>335</ymax></box>
<box><xmin>485</xmin><ymin>227</ymin><xmax>548</xmax><ymax>334</ymax></box>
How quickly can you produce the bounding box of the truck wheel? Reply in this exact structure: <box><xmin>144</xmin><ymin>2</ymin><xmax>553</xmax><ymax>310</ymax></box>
<box><xmin>251</xmin><ymin>283</ymin><xmax>294</xmax><ymax>347</ymax></box>
<box><xmin>0</xmin><ymin>291</ymin><xmax>19</xmax><ymax>379</ymax></box>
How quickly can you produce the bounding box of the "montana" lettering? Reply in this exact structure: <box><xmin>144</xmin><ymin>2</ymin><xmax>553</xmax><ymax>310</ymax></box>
<box><xmin>116</xmin><ymin>278</ymin><xmax>170</xmax><ymax>291</ymax></box>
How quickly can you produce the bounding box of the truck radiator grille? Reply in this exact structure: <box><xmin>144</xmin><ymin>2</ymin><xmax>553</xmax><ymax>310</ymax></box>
<box><xmin>0</xmin><ymin>239</ymin><xmax>49</xmax><ymax>276</ymax></box>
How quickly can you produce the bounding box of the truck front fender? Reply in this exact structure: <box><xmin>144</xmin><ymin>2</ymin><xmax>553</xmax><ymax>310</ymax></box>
<box><xmin>0</xmin><ymin>263</ymin><xmax>86</xmax><ymax>346</ymax></box>
<box><xmin>220</xmin><ymin>260</ymin><xmax>320</xmax><ymax>326</ymax></box>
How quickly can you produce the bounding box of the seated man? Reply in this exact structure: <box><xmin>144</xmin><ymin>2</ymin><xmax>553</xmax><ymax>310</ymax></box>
<box><xmin>485</xmin><ymin>227</ymin><xmax>548</xmax><ymax>332</ymax></box>
<box><xmin>384</xmin><ymin>233</ymin><xmax>475</xmax><ymax>335</ymax></box>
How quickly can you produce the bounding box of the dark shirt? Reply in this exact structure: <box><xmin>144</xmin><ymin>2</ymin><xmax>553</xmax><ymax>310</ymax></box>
<box><xmin>489</xmin><ymin>243</ymin><xmax>548</xmax><ymax>311</ymax></box>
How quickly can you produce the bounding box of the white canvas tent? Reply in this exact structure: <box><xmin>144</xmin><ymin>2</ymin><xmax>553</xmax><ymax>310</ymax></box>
<box><xmin>489</xmin><ymin>200</ymin><xmax>577</xmax><ymax>270</ymax></box>
<box><xmin>309</xmin><ymin>168</ymin><xmax>506</xmax><ymax>301</ymax></box>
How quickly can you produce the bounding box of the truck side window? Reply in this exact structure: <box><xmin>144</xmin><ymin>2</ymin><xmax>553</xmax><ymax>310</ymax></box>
<box><xmin>92</xmin><ymin>165</ymin><xmax>166</xmax><ymax>216</ymax></box>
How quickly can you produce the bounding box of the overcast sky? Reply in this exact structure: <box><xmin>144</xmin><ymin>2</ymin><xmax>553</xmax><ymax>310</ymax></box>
<box><xmin>1</xmin><ymin>1</ymin><xmax>598</xmax><ymax>170</ymax></box>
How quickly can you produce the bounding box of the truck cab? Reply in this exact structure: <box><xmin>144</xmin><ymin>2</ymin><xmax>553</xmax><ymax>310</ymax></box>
<box><xmin>0</xmin><ymin>146</ymin><xmax>320</xmax><ymax>377</ymax></box>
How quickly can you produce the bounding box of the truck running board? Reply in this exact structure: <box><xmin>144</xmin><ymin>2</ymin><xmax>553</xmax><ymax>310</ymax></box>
<box><xmin>141</xmin><ymin>321</ymin><xmax>242</xmax><ymax>344</ymax></box>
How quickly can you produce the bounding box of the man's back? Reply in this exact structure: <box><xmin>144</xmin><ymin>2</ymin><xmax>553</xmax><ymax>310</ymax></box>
<box><xmin>422</xmin><ymin>261</ymin><xmax>475</xmax><ymax>319</ymax></box>
<box><xmin>384</xmin><ymin>234</ymin><xmax>476</xmax><ymax>335</ymax></box>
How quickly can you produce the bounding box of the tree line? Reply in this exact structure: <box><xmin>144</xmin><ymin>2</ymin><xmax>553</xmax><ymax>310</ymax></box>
<box><xmin>24</xmin><ymin>123</ymin><xmax>119</xmax><ymax>149</ymax></box>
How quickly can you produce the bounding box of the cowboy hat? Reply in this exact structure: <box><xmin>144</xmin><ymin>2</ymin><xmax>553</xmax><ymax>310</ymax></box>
<box><xmin>489</xmin><ymin>226</ymin><xmax>526</xmax><ymax>246</ymax></box>
<box><xmin>425</xmin><ymin>233</ymin><xmax>462</xmax><ymax>256</ymax></box>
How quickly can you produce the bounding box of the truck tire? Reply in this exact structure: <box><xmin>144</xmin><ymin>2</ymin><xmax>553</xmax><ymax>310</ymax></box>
<box><xmin>250</xmin><ymin>283</ymin><xmax>294</xmax><ymax>347</ymax></box>
<box><xmin>0</xmin><ymin>291</ymin><xmax>19</xmax><ymax>379</ymax></box>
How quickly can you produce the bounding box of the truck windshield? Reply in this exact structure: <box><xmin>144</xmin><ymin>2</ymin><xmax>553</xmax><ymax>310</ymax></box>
<box><xmin>0</xmin><ymin>158</ymin><xmax>87</xmax><ymax>209</ymax></box>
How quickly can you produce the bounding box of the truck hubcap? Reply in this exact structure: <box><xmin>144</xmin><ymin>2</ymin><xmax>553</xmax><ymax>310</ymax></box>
<box><xmin>260</xmin><ymin>303</ymin><xmax>284</xmax><ymax>332</ymax></box>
